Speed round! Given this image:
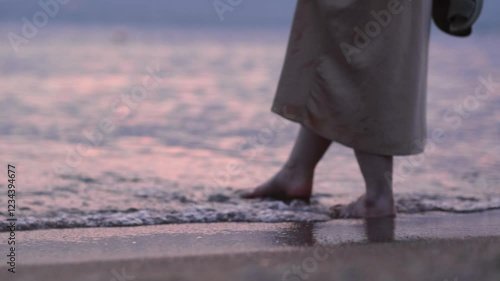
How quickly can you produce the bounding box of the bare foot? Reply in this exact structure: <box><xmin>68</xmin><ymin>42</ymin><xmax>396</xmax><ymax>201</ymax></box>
<box><xmin>330</xmin><ymin>194</ymin><xmax>396</xmax><ymax>218</ymax></box>
<box><xmin>241</xmin><ymin>165</ymin><xmax>313</xmax><ymax>201</ymax></box>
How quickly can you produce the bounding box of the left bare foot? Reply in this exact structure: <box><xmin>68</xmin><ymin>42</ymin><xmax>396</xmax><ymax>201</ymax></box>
<box><xmin>240</xmin><ymin>164</ymin><xmax>313</xmax><ymax>202</ymax></box>
<box><xmin>330</xmin><ymin>194</ymin><xmax>396</xmax><ymax>218</ymax></box>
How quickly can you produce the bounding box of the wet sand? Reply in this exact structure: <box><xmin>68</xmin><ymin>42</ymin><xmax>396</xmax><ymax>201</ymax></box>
<box><xmin>1</xmin><ymin>211</ymin><xmax>500</xmax><ymax>280</ymax></box>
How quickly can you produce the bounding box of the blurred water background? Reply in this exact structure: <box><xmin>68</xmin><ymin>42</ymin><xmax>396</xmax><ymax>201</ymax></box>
<box><xmin>0</xmin><ymin>0</ymin><xmax>499</xmax><ymax>231</ymax></box>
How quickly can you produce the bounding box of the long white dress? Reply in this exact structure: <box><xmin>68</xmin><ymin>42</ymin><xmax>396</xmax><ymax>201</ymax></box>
<box><xmin>271</xmin><ymin>0</ymin><xmax>433</xmax><ymax>155</ymax></box>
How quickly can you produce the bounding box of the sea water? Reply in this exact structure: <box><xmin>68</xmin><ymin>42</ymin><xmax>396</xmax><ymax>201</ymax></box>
<box><xmin>0</xmin><ymin>25</ymin><xmax>499</xmax><ymax>231</ymax></box>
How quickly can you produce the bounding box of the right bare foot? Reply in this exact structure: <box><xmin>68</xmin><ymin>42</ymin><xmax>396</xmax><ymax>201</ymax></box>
<box><xmin>240</xmin><ymin>165</ymin><xmax>313</xmax><ymax>201</ymax></box>
<box><xmin>330</xmin><ymin>194</ymin><xmax>396</xmax><ymax>218</ymax></box>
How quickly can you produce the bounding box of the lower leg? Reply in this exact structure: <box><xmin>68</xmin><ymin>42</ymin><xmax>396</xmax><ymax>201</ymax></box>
<box><xmin>333</xmin><ymin>150</ymin><xmax>396</xmax><ymax>218</ymax></box>
<box><xmin>285</xmin><ymin>125</ymin><xmax>332</xmax><ymax>172</ymax></box>
<box><xmin>242</xmin><ymin>126</ymin><xmax>332</xmax><ymax>200</ymax></box>
<box><xmin>356</xmin><ymin>151</ymin><xmax>394</xmax><ymax>202</ymax></box>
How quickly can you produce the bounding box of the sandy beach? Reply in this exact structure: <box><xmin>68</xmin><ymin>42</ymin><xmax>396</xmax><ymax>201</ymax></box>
<box><xmin>2</xmin><ymin>210</ymin><xmax>499</xmax><ymax>281</ymax></box>
<box><xmin>10</xmin><ymin>236</ymin><xmax>499</xmax><ymax>281</ymax></box>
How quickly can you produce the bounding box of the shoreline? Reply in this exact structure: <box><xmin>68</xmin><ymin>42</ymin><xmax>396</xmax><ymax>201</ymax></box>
<box><xmin>1</xmin><ymin>211</ymin><xmax>499</xmax><ymax>280</ymax></box>
<box><xmin>1</xmin><ymin>210</ymin><xmax>499</xmax><ymax>265</ymax></box>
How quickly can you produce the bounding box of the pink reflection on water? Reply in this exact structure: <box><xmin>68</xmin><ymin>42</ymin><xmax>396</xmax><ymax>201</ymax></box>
<box><xmin>0</xmin><ymin>26</ymin><xmax>499</xmax><ymax>220</ymax></box>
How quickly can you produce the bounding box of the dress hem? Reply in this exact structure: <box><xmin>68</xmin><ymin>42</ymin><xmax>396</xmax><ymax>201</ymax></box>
<box><xmin>270</xmin><ymin>105</ymin><xmax>425</xmax><ymax>156</ymax></box>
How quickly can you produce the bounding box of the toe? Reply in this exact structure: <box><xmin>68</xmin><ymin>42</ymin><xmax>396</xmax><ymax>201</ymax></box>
<box><xmin>240</xmin><ymin>189</ymin><xmax>261</xmax><ymax>199</ymax></box>
<box><xmin>329</xmin><ymin>204</ymin><xmax>343</xmax><ymax>218</ymax></box>
<box><xmin>240</xmin><ymin>186</ymin><xmax>274</xmax><ymax>199</ymax></box>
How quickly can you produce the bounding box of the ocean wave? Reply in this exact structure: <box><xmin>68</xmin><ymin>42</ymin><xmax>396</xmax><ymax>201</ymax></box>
<box><xmin>2</xmin><ymin>193</ymin><xmax>500</xmax><ymax>232</ymax></box>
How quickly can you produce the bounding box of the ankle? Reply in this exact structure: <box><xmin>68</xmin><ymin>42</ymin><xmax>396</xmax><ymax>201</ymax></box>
<box><xmin>365</xmin><ymin>187</ymin><xmax>394</xmax><ymax>203</ymax></box>
<box><xmin>284</xmin><ymin>160</ymin><xmax>314</xmax><ymax>174</ymax></box>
